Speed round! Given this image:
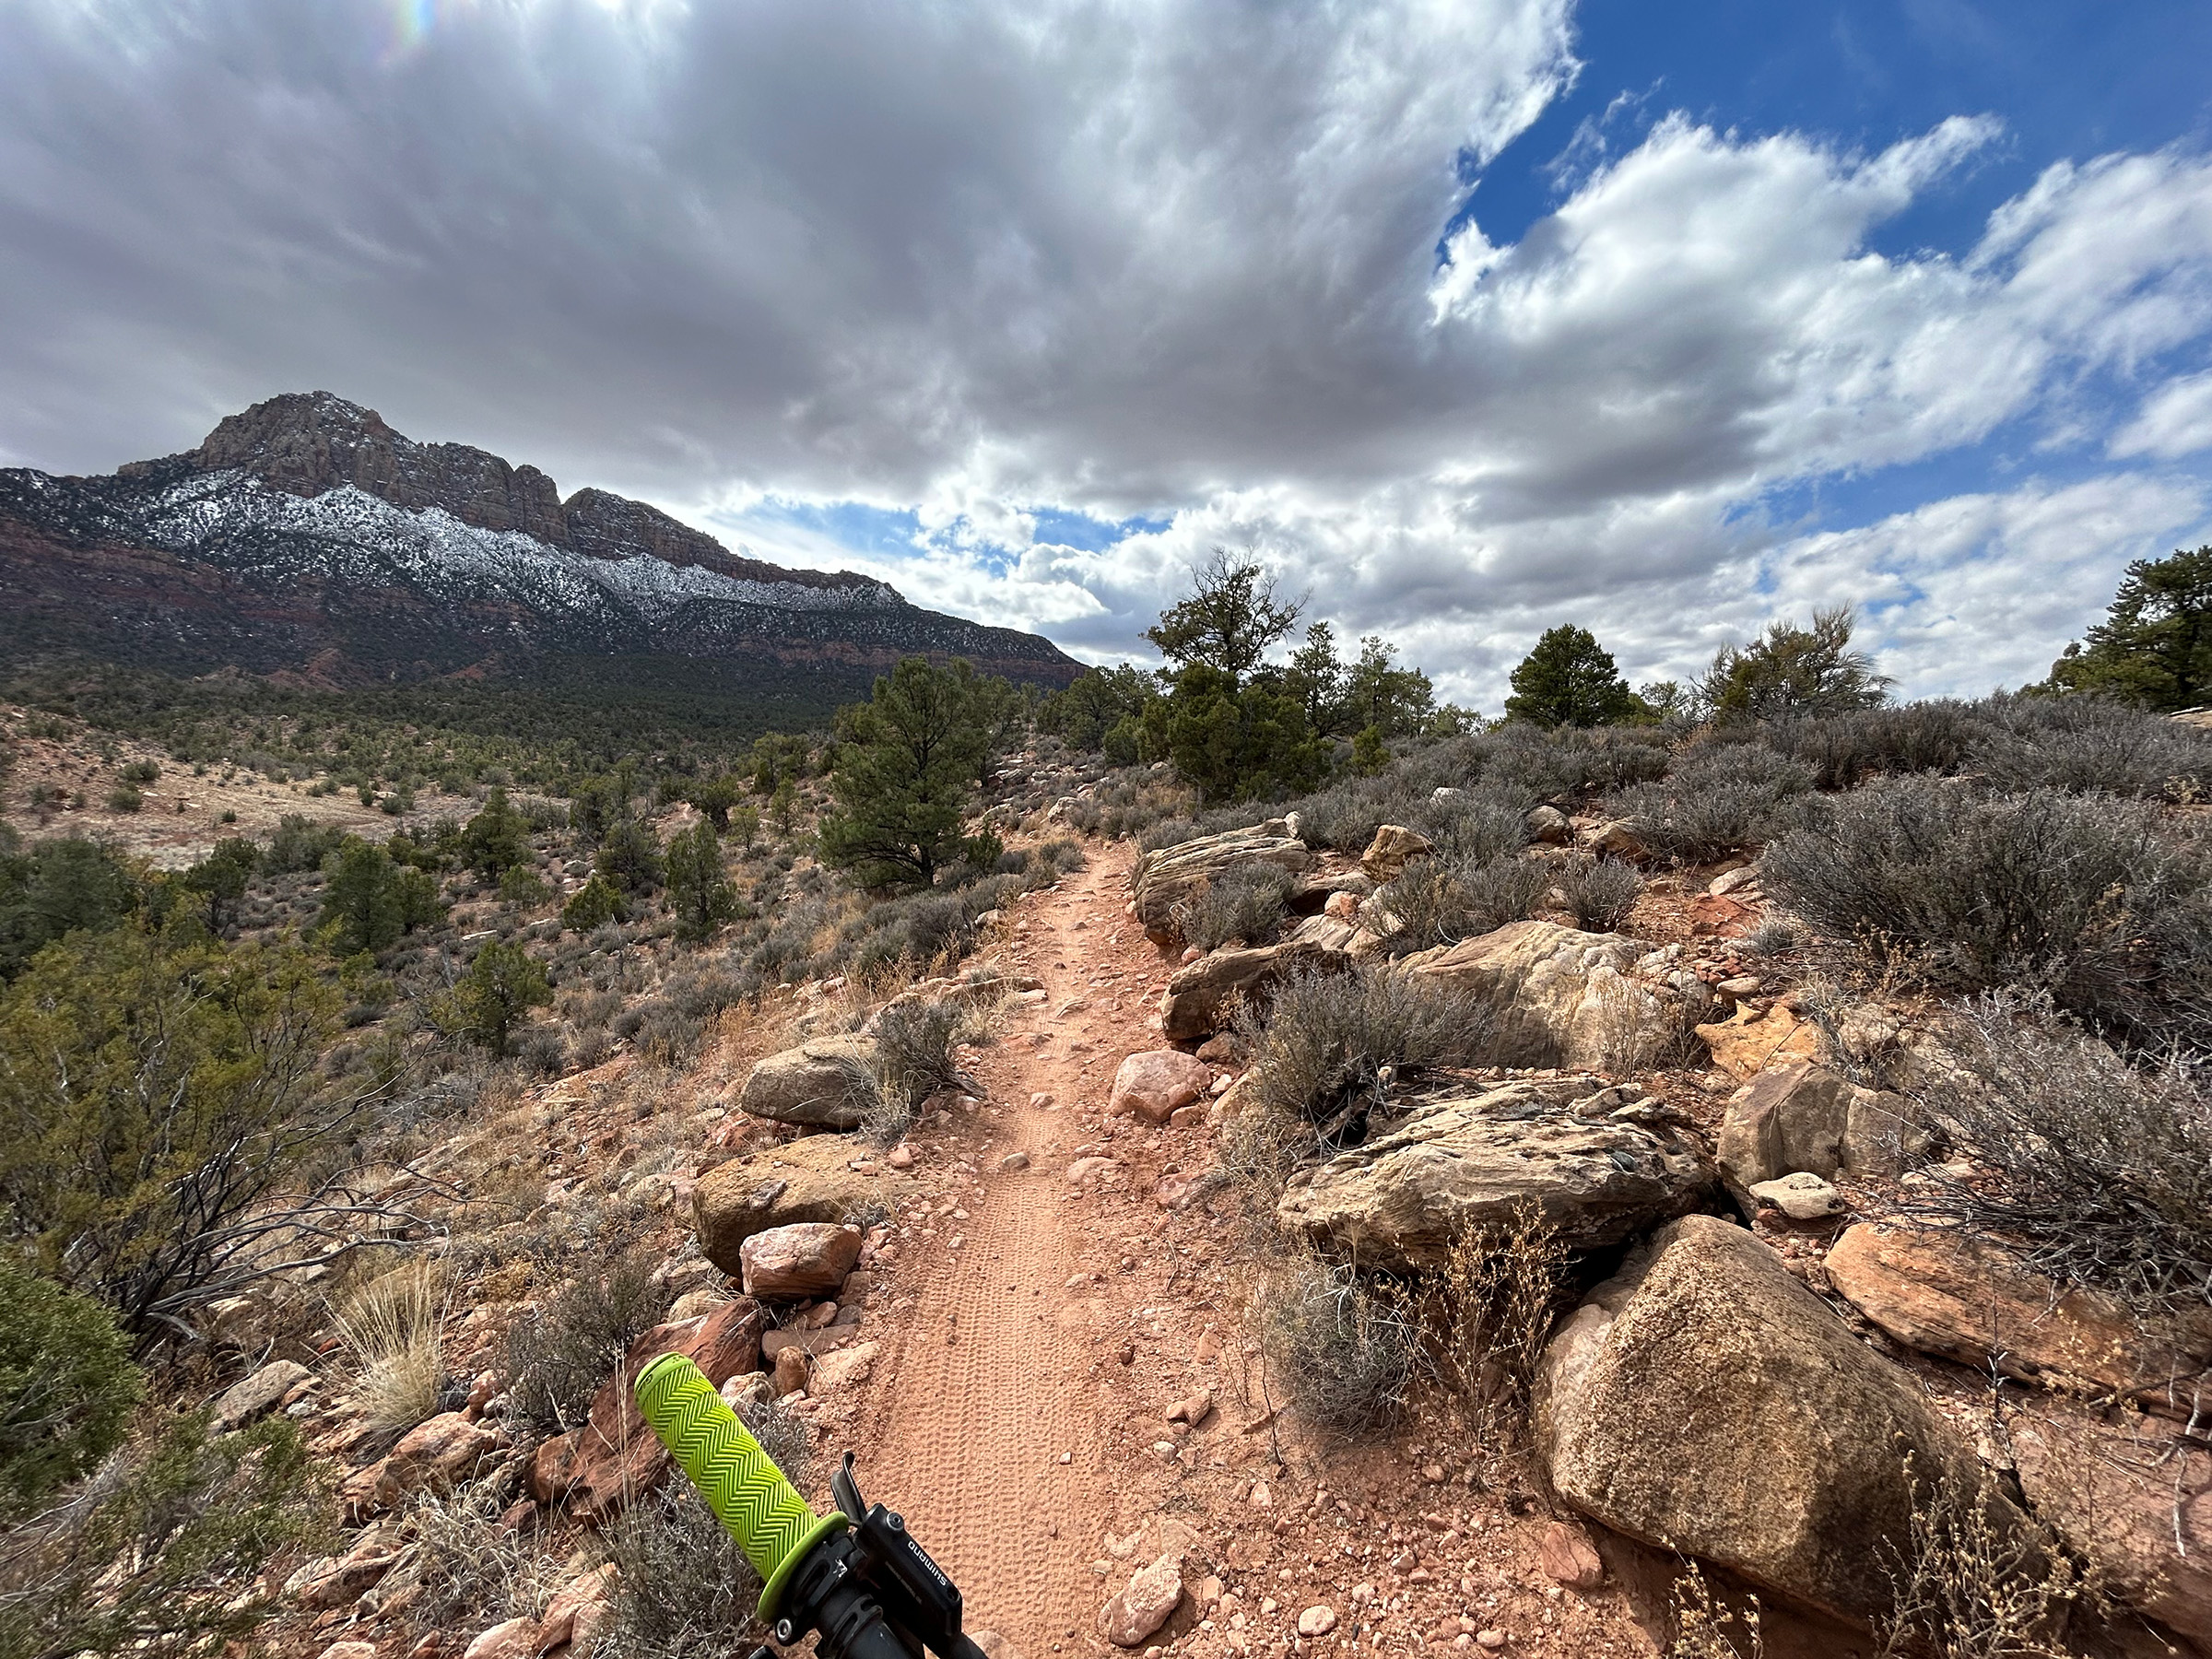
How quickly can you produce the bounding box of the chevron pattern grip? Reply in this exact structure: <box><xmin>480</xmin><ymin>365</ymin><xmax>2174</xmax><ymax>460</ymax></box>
<box><xmin>635</xmin><ymin>1353</ymin><xmax>816</xmax><ymax>1583</ymax></box>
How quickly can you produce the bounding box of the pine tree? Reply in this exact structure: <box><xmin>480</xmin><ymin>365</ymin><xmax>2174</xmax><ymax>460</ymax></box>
<box><xmin>1701</xmin><ymin>607</ymin><xmax>1888</xmax><ymax>722</ymax></box>
<box><xmin>2048</xmin><ymin>546</ymin><xmax>2212</xmax><ymax>711</ymax></box>
<box><xmin>818</xmin><ymin>657</ymin><xmax>996</xmax><ymax>888</ymax></box>
<box><xmin>1504</xmin><ymin>626</ymin><xmax>1636</xmax><ymax>728</ymax></box>
<box><xmin>665</xmin><ymin>819</ymin><xmax>739</xmax><ymax>941</ymax></box>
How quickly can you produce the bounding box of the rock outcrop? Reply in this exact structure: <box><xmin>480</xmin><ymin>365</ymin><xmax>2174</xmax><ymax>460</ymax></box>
<box><xmin>736</xmin><ymin>1037</ymin><xmax>878</xmax><ymax>1129</ymax></box>
<box><xmin>1694</xmin><ymin>1001</ymin><xmax>1820</xmax><ymax>1082</ymax></box>
<box><xmin>1157</xmin><ymin>916</ymin><xmax>1356</xmax><ymax>1040</ymax></box>
<box><xmin>1713</xmin><ymin>1062</ymin><xmax>1907</xmax><ymax>1206</ymax></box>
<box><xmin>1130</xmin><ymin>822</ymin><xmax>1312</xmax><ymax>945</ymax></box>
<box><xmin>1400</xmin><ymin>921</ymin><xmax>1709</xmax><ymax>1072</ymax></box>
<box><xmin>692</xmin><ymin>1132</ymin><xmax>912</xmax><ymax>1274</ymax></box>
<box><xmin>1535</xmin><ymin>1214</ymin><xmax>2028</xmax><ymax>1629</ymax></box>
<box><xmin>1825</xmin><ymin>1223</ymin><xmax>2212</xmax><ymax>1413</ymax></box>
<box><xmin>1276</xmin><ymin>1077</ymin><xmax>1713</xmax><ymax>1270</ymax></box>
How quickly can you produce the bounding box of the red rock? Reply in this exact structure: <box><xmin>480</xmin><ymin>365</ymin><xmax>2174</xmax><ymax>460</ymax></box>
<box><xmin>1108</xmin><ymin>1051</ymin><xmax>1212</xmax><ymax>1124</ymax></box>
<box><xmin>379</xmin><ymin>1412</ymin><xmax>498</xmax><ymax>1502</ymax></box>
<box><xmin>462</xmin><ymin>1617</ymin><xmax>546</xmax><ymax>1659</ymax></box>
<box><xmin>1097</xmin><ymin>1551</ymin><xmax>1184</xmax><ymax>1646</ymax></box>
<box><xmin>538</xmin><ymin>1564</ymin><xmax>619</xmax><ymax>1652</ymax></box>
<box><xmin>771</xmin><ymin>1346</ymin><xmax>811</xmax><ymax>1396</ymax></box>
<box><xmin>1537</xmin><ymin>1521</ymin><xmax>1605</xmax><ymax>1591</ymax></box>
<box><xmin>740</xmin><ymin>1223</ymin><xmax>863</xmax><ymax>1300</ymax></box>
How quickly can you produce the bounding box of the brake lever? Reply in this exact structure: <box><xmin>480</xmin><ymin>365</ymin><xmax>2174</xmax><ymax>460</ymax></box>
<box><xmin>832</xmin><ymin>1449</ymin><xmax>867</xmax><ymax>1523</ymax></box>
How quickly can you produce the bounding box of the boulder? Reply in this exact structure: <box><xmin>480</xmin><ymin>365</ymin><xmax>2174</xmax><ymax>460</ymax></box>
<box><xmin>1275</xmin><ymin>1077</ymin><xmax>1713</xmax><ymax>1271</ymax></box>
<box><xmin>1713</xmin><ymin>1063</ymin><xmax>1906</xmax><ymax>1205</ymax></box>
<box><xmin>1695</xmin><ymin>1002</ymin><xmax>1821</xmax><ymax>1083</ymax></box>
<box><xmin>693</xmin><ymin>1133</ymin><xmax>912</xmax><ymax>1275</ymax></box>
<box><xmin>1360</xmin><ymin>825</ymin><xmax>1434</xmax><ymax>882</ymax></box>
<box><xmin>736</xmin><ymin>1036</ymin><xmax>878</xmax><ymax>1129</ymax></box>
<box><xmin>1131</xmin><ymin>821</ymin><xmax>1312</xmax><ymax>945</ymax></box>
<box><xmin>1578</xmin><ymin>819</ymin><xmax>1645</xmax><ymax>860</ymax></box>
<box><xmin>1526</xmin><ymin>805</ymin><xmax>1572</xmax><ymax>845</ymax></box>
<box><xmin>1825</xmin><ymin>1224</ymin><xmax>2212</xmax><ymax>1413</ymax></box>
<box><xmin>741</xmin><ymin>1222</ymin><xmax>864</xmax><ymax>1300</ymax></box>
<box><xmin>1535</xmin><ymin>1213</ymin><xmax>2028</xmax><ymax>1629</ymax></box>
<box><xmin>540</xmin><ymin>1564</ymin><xmax>619</xmax><ymax>1653</ymax></box>
<box><xmin>1109</xmin><ymin>1051</ymin><xmax>1214</xmax><ymax>1123</ymax></box>
<box><xmin>1400</xmin><ymin>921</ymin><xmax>1688</xmax><ymax>1072</ymax></box>
<box><xmin>378</xmin><ymin>1412</ymin><xmax>499</xmax><ymax>1503</ymax></box>
<box><xmin>461</xmin><ymin>1618</ymin><xmax>545</xmax><ymax>1659</ymax></box>
<box><xmin>1097</xmin><ymin>1549</ymin><xmax>1184</xmax><ymax>1646</ymax></box>
<box><xmin>1158</xmin><ymin>919</ymin><xmax>1355</xmax><ymax>1040</ymax></box>
<box><xmin>212</xmin><ymin>1359</ymin><xmax>312</xmax><ymax>1430</ymax></box>
<box><xmin>286</xmin><ymin>1527</ymin><xmax>404</xmax><ymax>1610</ymax></box>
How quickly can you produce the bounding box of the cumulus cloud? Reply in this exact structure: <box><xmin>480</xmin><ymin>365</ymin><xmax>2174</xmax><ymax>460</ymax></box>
<box><xmin>3</xmin><ymin>0</ymin><xmax>2212</xmax><ymax>702</ymax></box>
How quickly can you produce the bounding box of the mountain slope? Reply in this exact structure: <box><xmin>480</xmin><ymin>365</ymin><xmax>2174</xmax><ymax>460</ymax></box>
<box><xmin>0</xmin><ymin>392</ymin><xmax>1078</xmax><ymax>692</ymax></box>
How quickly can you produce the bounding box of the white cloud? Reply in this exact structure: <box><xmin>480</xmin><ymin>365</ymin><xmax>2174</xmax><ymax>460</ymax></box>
<box><xmin>5</xmin><ymin>2</ymin><xmax>2212</xmax><ymax>706</ymax></box>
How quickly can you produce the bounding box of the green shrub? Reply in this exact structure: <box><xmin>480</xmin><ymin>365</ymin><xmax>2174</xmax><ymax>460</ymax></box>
<box><xmin>560</xmin><ymin>872</ymin><xmax>623</xmax><ymax>932</ymax></box>
<box><xmin>0</xmin><ymin>838</ymin><xmax>138</xmax><ymax>980</ymax></box>
<box><xmin>320</xmin><ymin>837</ymin><xmax>443</xmax><ymax>955</ymax></box>
<box><xmin>448</xmin><ymin>940</ymin><xmax>552</xmax><ymax>1056</ymax></box>
<box><xmin>594</xmin><ymin>817</ymin><xmax>665</xmax><ymax>894</ymax></box>
<box><xmin>0</xmin><ymin>1257</ymin><xmax>143</xmax><ymax>1518</ymax></box>
<box><xmin>0</xmin><ymin>1409</ymin><xmax>322</xmax><ymax>1659</ymax></box>
<box><xmin>265</xmin><ymin>814</ymin><xmax>343</xmax><ymax>874</ymax></box>
<box><xmin>1761</xmin><ymin>780</ymin><xmax>2212</xmax><ymax>1046</ymax></box>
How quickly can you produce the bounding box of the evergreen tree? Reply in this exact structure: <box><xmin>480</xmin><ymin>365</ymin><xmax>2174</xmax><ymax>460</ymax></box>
<box><xmin>1146</xmin><ymin>548</ymin><xmax>1302</xmax><ymax>678</ymax></box>
<box><xmin>818</xmin><ymin>657</ymin><xmax>996</xmax><ymax>888</ymax></box>
<box><xmin>1505</xmin><ymin>625</ymin><xmax>1637</xmax><ymax>728</ymax></box>
<box><xmin>560</xmin><ymin>872</ymin><xmax>623</xmax><ymax>933</ymax></box>
<box><xmin>685</xmin><ymin>773</ymin><xmax>745</xmax><ymax>831</ymax></box>
<box><xmin>594</xmin><ymin>817</ymin><xmax>665</xmax><ymax>894</ymax></box>
<box><xmin>450</xmin><ymin>939</ymin><xmax>551</xmax><ymax>1056</ymax></box>
<box><xmin>1341</xmin><ymin>635</ymin><xmax>1435</xmax><ymax>737</ymax></box>
<box><xmin>457</xmin><ymin>785</ymin><xmax>529</xmax><ymax>879</ymax></box>
<box><xmin>1283</xmin><ymin>621</ymin><xmax>1346</xmax><ymax>733</ymax></box>
<box><xmin>320</xmin><ymin>838</ymin><xmax>442</xmax><ymax>956</ymax></box>
<box><xmin>1701</xmin><ymin>606</ymin><xmax>1889</xmax><ymax>722</ymax></box>
<box><xmin>2047</xmin><ymin>546</ymin><xmax>2212</xmax><ymax>710</ymax></box>
<box><xmin>1039</xmin><ymin>665</ymin><xmax>1159</xmax><ymax>752</ymax></box>
<box><xmin>665</xmin><ymin>820</ymin><xmax>739</xmax><ymax>941</ymax></box>
<box><xmin>182</xmin><ymin>838</ymin><xmax>259</xmax><ymax>934</ymax></box>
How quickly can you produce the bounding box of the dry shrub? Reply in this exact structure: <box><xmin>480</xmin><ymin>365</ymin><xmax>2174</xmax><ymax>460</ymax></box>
<box><xmin>1897</xmin><ymin>994</ymin><xmax>2212</xmax><ymax>1313</ymax></box>
<box><xmin>1381</xmin><ymin>853</ymin><xmax>1547</xmax><ymax>955</ymax></box>
<box><xmin>598</xmin><ymin>1392</ymin><xmax>813</xmax><ymax>1659</ymax></box>
<box><xmin>1236</xmin><ymin>964</ymin><xmax>1497</xmax><ymax>1149</ymax></box>
<box><xmin>1554</xmin><ymin>853</ymin><xmax>1643</xmax><ymax>932</ymax></box>
<box><xmin>1759</xmin><ymin>779</ymin><xmax>2212</xmax><ymax>1048</ymax></box>
<box><xmin>505</xmin><ymin>1250</ymin><xmax>671</xmax><ymax>1433</ymax></box>
<box><xmin>1666</xmin><ymin>1566</ymin><xmax>1764</xmax><ymax>1659</ymax></box>
<box><xmin>1182</xmin><ymin>861</ymin><xmax>1296</xmax><ymax>952</ymax></box>
<box><xmin>1253</xmin><ymin>1251</ymin><xmax>1418</xmax><ymax>1440</ymax></box>
<box><xmin>332</xmin><ymin>1257</ymin><xmax>449</xmax><ymax>1437</ymax></box>
<box><xmin>857</xmin><ymin>998</ymin><xmax>986</xmax><ymax>1146</ymax></box>
<box><xmin>404</xmin><ymin>1481</ymin><xmax>563</xmax><ymax>1634</ymax></box>
<box><xmin>1425</xmin><ymin>1206</ymin><xmax>1571</xmax><ymax>1492</ymax></box>
<box><xmin>1875</xmin><ymin>1460</ymin><xmax>2094</xmax><ymax>1659</ymax></box>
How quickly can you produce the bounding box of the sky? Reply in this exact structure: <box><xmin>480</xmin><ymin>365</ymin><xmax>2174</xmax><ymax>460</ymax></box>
<box><xmin>4</xmin><ymin>0</ymin><xmax>2212</xmax><ymax>709</ymax></box>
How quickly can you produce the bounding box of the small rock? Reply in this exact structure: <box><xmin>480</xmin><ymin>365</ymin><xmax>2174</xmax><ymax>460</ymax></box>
<box><xmin>317</xmin><ymin>1644</ymin><xmax>380</xmax><ymax>1659</ymax></box>
<box><xmin>810</xmin><ymin>1341</ymin><xmax>879</xmax><ymax>1393</ymax></box>
<box><xmin>1109</xmin><ymin>1051</ymin><xmax>1214</xmax><ymax>1123</ymax></box>
<box><xmin>1166</xmin><ymin>1392</ymin><xmax>1213</xmax><ymax>1427</ymax></box>
<box><xmin>1097</xmin><ymin>1550</ymin><xmax>1185</xmax><ymax>1647</ymax></box>
<box><xmin>740</xmin><ymin>1222</ymin><xmax>864</xmax><ymax>1300</ymax></box>
<box><xmin>461</xmin><ymin>1618</ymin><xmax>545</xmax><ymax>1659</ymax></box>
<box><xmin>887</xmin><ymin>1146</ymin><xmax>915</xmax><ymax>1169</ymax></box>
<box><xmin>1537</xmin><ymin>1521</ymin><xmax>1605</xmax><ymax>1591</ymax></box>
<box><xmin>1001</xmin><ymin>1152</ymin><xmax>1031</xmax><ymax>1171</ymax></box>
<box><xmin>1180</xmin><ymin>945</ymin><xmax>1204</xmax><ymax>965</ymax></box>
<box><xmin>1476</xmin><ymin>1632</ymin><xmax>1507</xmax><ymax>1651</ymax></box>
<box><xmin>1297</xmin><ymin>1606</ymin><xmax>1338</xmax><ymax>1637</ymax></box>
<box><xmin>1749</xmin><ymin>1171</ymin><xmax>1846</xmax><ymax>1221</ymax></box>
<box><xmin>213</xmin><ymin>1359</ymin><xmax>312</xmax><ymax>1430</ymax></box>
<box><xmin>1030</xmin><ymin>1093</ymin><xmax>1054</xmax><ymax>1109</ymax></box>
<box><xmin>1248</xmin><ymin>1481</ymin><xmax>1272</xmax><ymax>1509</ymax></box>
<box><xmin>1715</xmin><ymin>975</ymin><xmax>1763</xmax><ymax>998</ymax></box>
<box><xmin>771</xmin><ymin>1347</ymin><xmax>810</xmax><ymax>1396</ymax></box>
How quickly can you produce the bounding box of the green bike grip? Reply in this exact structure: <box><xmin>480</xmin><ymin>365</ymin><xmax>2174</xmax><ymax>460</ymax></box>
<box><xmin>634</xmin><ymin>1354</ymin><xmax>847</xmax><ymax>1621</ymax></box>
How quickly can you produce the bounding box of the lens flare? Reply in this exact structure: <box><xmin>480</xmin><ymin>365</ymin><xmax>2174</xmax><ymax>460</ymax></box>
<box><xmin>391</xmin><ymin>0</ymin><xmax>435</xmax><ymax>53</ymax></box>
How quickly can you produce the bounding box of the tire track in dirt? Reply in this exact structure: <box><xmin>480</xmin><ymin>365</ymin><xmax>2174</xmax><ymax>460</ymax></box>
<box><xmin>849</xmin><ymin>848</ymin><xmax>1157</xmax><ymax>1655</ymax></box>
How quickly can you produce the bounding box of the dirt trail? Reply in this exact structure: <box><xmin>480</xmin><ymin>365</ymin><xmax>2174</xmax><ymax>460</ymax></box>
<box><xmin>849</xmin><ymin>845</ymin><xmax>1165</xmax><ymax>1653</ymax></box>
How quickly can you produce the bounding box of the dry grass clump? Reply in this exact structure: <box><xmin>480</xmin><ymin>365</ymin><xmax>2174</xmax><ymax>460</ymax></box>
<box><xmin>505</xmin><ymin>1250</ymin><xmax>671</xmax><ymax>1433</ymax></box>
<box><xmin>1181</xmin><ymin>861</ymin><xmax>1296</xmax><ymax>952</ymax></box>
<box><xmin>1665</xmin><ymin>1567</ymin><xmax>1764</xmax><ymax>1659</ymax></box>
<box><xmin>332</xmin><ymin>1257</ymin><xmax>449</xmax><ymax>1437</ymax></box>
<box><xmin>1252</xmin><ymin>1251</ymin><xmax>1420</xmax><ymax>1440</ymax></box>
<box><xmin>1897</xmin><ymin>994</ymin><xmax>2212</xmax><ymax>1312</ymax></box>
<box><xmin>1426</xmin><ymin>1207</ymin><xmax>1571</xmax><ymax>1492</ymax></box>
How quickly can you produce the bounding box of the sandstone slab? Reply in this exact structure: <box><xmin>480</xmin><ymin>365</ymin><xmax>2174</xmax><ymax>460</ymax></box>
<box><xmin>213</xmin><ymin>1359</ymin><xmax>312</xmax><ymax>1430</ymax></box>
<box><xmin>1401</xmin><ymin>920</ymin><xmax>1692</xmax><ymax>1072</ymax></box>
<box><xmin>1158</xmin><ymin>919</ymin><xmax>1354</xmax><ymax>1041</ymax></box>
<box><xmin>1132</xmin><ymin>822</ymin><xmax>1312</xmax><ymax>945</ymax></box>
<box><xmin>1825</xmin><ymin>1223</ymin><xmax>2212</xmax><ymax>1413</ymax></box>
<box><xmin>1276</xmin><ymin>1077</ymin><xmax>1713</xmax><ymax>1271</ymax></box>
<box><xmin>1360</xmin><ymin>824</ymin><xmax>1433</xmax><ymax>881</ymax></box>
<box><xmin>377</xmin><ymin>1412</ymin><xmax>498</xmax><ymax>1503</ymax></box>
<box><xmin>1535</xmin><ymin>1213</ymin><xmax>2026</xmax><ymax>1629</ymax></box>
<box><xmin>1695</xmin><ymin>1002</ymin><xmax>1820</xmax><ymax>1083</ymax></box>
